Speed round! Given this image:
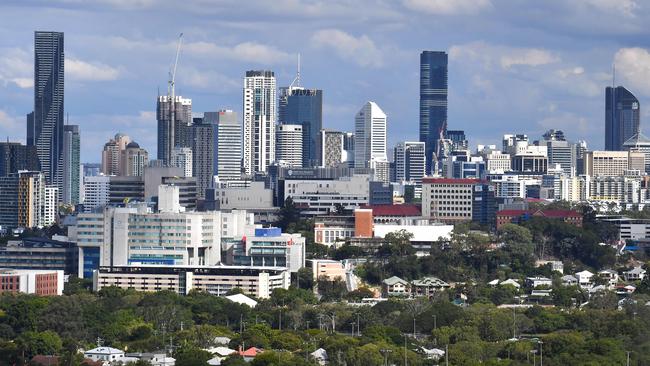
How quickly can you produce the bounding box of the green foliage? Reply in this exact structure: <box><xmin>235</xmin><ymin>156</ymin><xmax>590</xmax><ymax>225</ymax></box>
<box><xmin>174</xmin><ymin>346</ymin><xmax>212</xmax><ymax>366</ymax></box>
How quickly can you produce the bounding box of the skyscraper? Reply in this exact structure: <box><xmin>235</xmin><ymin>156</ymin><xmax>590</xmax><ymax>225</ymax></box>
<box><xmin>30</xmin><ymin>31</ymin><xmax>64</xmax><ymax>185</ymax></box>
<box><xmin>276</xmin><ymin>124</ymin><xmax>303</xmax><ymax>167</ymax></box>
<box><xmin>542</xmin><ymin>129</ymin><xmax>576</xmax><ymax>176</ymax></box>
<box><xmin>355</xmin><ymin>102</ymin><xmax>389</xmax><ymax>182</ymax></box>
<box><xmin>101</xmin><ymin>133</ymin><xmax>131</xmax><ymax>176</ymax></box>
<box><xmin>393</xmin><ymin>141</ymin><xmax>426</xmax><ymax>184</ymax></box>
<box><xmin>157</xmin><ymin>95</ymin><xmax>192</xmax><ymax>163</ymax></box>
<box><xmin>189</xmin><ymin>121</ymin><xmax>214</xmax><ymax>198</ymax></box>
<box><xmin>320</xmin><ymin>130</ymin><xmax>344</xmax><ymax>168</ymax></box>
<box><xmin>170</xmin><ymin>147</ymin><xmax>193</xmax><ymax>177</ymax></box>
<box><xmin>0</xmin><ymin>142</ymin><xmax>40</xmax><ymax>177</ymax></box>
<box><xmin>279</xmin><ymin>87</ymin><xmax>323</xmax><ymax>167</ymax></box>
<box><xmin>208</xmin><ymin>110</ymin><xmax>242</xmax><ymax>182</ymax></box>
<box><xmin>243</xmin><ymin>70</ymin><xmax>276</xmax><ymax>174</ymax></box>
<box><xmin>419</xmin><ymin>51</ymin><xmax>448</xmax><ymax>173</ymax></box>
<box><xmin>606</xmin><ymin>86</ymin><xmax>640</xmax><ymax>151</ymax></box>
<box><xmin>120</xmin><ymin>142</ymin><xmax>148</xmax><ymax>177</ymax></box>
<box><xmin>62</xmin><ymin>125</ymin><xmax>80</xmax><ymax>204</ymax></box>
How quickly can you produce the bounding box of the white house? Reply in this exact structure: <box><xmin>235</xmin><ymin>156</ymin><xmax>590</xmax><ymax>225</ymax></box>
<box><xmin>84</xmin><ymin>347</ymin><xmax>125</xmax><ymax>363</ymax></box>
<box><xmin>575</xmin><ymin>270</ymin><xmax>594</xmax><ymax>289</ymax></box>
<box><xmin>225</xmin><ymin>293</ymin><xmax>258</xmax><ymax>308</ymax></box>
<box><xmin>597</xmin><ymin>269</ymin><xmax>619</xmax><ymax>288</ymax></box>
<box><xmin>499</xmin><ymin>279</ymin><xmax>521</xmax><ymax>289</ymax></box>
<box><xmin>525</xmin><ymin>276</ymin><xmax>552</xmax><ymax>288</ymax></box>
<box><xmin>624</xmin><ymin>267</ymin><xmax>646</xmax><ymax>282</ymax></box>
<box><xmin>382</xmin><ymin>276</ymin><xmax>410</xmax><ymax>297</ymax></box>
<box><xmin>561</xmin><ymin>275</ymin><xmax>578</xmax><ymax>286</ymax></box>
<box><xmin>310</xmin><ymin>348</ymin><xmax>329</xmax><ymax>365</ymax></box>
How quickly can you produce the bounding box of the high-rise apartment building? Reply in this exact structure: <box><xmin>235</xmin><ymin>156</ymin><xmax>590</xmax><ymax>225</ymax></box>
<box><xmin>419</xmin><ymin>51</ymin><xmax>448</xmax><ymax>172</ymax></box>
<box><xmin>355</xmin><ymin>102</ymin><xmax>388</xmax><ymax>182</ymax></box>
<box><xmin>62</xmin><ymin>125</ymin><xmax>80</xmax><ymax>204</ymax></box>
<box><xmin>584</xmin><ymin>150</ymin><xmax>644</xmax><ymax>176</ymax></box>
<box><xmin>623</xmin><ymin>132</ymin><xmax>650</xmax><ymax>173</ymax></box>
<box><xmin>17</xmin><ymin>171</ymin><xmax>57</xmax><ymax>228</ymax></box>
<box><xmin>170</xmin><ymin>147</ymin><xmax>193</xmax><ymax>177</ymax></box>
<box><xmin>393</xmin><ymin>142</ymin><xmax>426</xmax><ymax>184</ymax></box>
<box><xmin>0</xmin><ymin>143</ymin><xmax>40</xmax><ymax>177</ymax></box>
<box><xmin>320</xmin><ymin>130</ymin><xmax>344</xmax><ymax>168</ymax></box>
<box><xmin>243</xmin><ymin>70</ymin><xmax>276</xmax><ymax>174</ymax></box>
<box><xmin>189</xmin><ymin>121</ymin><xmax>214</xmax><ymax>198</ymax></box>
<box><xmin>542</xmin><ymin>129</ymin><xmax>576</xmax><ymax>176</ymax></box>
<box><xmin>276</xmin><ymin>124</ymin><xmax>303</xmax><ymax>167</ymax></box>
<box><xmin>157</xmin><ymin>95</ymin><xmax>192</xmax><ymax>163</ymax></box>
<box><xmin>81</xmin><ymin>175</ymin><xmax>110</xmax><ymax>212</ymax></box>
<box><xmin>279</xmin><ymin>87</ymin><xmax>323</xmax><ymax>167</ymax></box>
<box><xmin>30</xmin><ymin>31</ymin><xmax>64</xmax><ymax>185</ymax></box>
<box><xmin>101</xmin><ymin>133</ymin><xmax>131</xmax><ymax>176</ymax></box>
<box><xmin>606</xmin><ymin>86</ymin><xmax>640</xmax><ymax>151</ymax></box>
<box><xmin>208</xmin><ymin>110</ymin><xmax>242</xmax><ymax>182</ymax></box>
<box><xmin>120</xmin><ymin>142</ymin><xmax>148</xmax><ymax>177</ymax></box>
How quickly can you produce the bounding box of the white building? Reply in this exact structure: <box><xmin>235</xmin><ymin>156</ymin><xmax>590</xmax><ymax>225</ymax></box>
<box><xmin>276</xmin><ymin>124</ymin><xmax>303</xmax><ymax>167</ymax></box>
<box><xmin>211</xmin><ymin>109</ymin><xmax>242</xmax><ymax>181</ymax></box>
<box><xmin>170</xmin><ymin>147</ymin><xmax>193</xmax><ymax>178</ymax></box>
<box><xmin>354</xmin><ymin>102</ymin><xmax>388</xmax><ymax>182</ymax></box>
<box><xmin>393</xmin><ymin>141</ymin><xmax>426</xmax><ymax>184</ymax></box>
<box><xmin>43</xmin><ymin>186</ymin><xmax>59</xmax><ymax>227</ymax></box>
<box><xmin>211</xmin><ymin>181</ymin><xmax>274</xmax><ymax>210</ymax></box>
<box><xmin>284</xmin><ymin>175</ymin><xmax>370</xmax><ymax>216</ymax></box>
<box><xmin>82</xmin><ymin>175</ymin><xmax>110</xmax><ymax>212</ymax></box>
<box><xmin>84</xmin><ymin>347</ymin><xmax>125</xmax><ymax>363</ymax></box>
<box><xmin>243</xmin><ymin>70</ymin><xmax>276</xmax><ymax>174</ymax></box>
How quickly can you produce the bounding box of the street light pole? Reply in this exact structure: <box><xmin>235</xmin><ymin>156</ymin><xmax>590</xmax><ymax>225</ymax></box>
<box><xmin>539</xmin><ymin>341</ymin><xmax>543</xmax><ymax>366</ymax></box>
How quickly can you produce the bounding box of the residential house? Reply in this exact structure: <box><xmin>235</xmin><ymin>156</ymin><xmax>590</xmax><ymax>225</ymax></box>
<box><xmin>575</xmin><ymin>270</ymin><xmax>595</xmax><ymax>289</ymax></box>
<box><xmin>238</xmin><ymin>347</ymin><xmax>262</xmax><ymax>362</ymax></box>
<box><xmin>84</xmin><ymin>347</ymin><xmax>125</xmax><ymax>363</ymax></box>
<box><xmin>561</xmin><ymin>275</ymin><xmax>578</xmax><ymax>286</ymax></box>
<box><xmin>499</xmin><ymin>279</ymin><xmax>521</xmax><ymax>289</ymax></box>
<box><xmin>411</xmin><ymin>277</ymin><xmax>450</xmax><ymax>297</ymax></box>
<box><xmin>624</xmin><ymin>267</ymin><xmax>646</xmax><ymax>282</ymax></box>
<box><xmin>310</xmin><ymin>348</ymin><xmax>329</xmax><ymax>365</ymax></box>
<box><xmin>382</xmin><ymin>276</ymin><xmax>410</xmax><ymax>297</ymax></box>
<box><xmin>598</xmin><ymin>269</ymin><xmax>619</xmax><ymax>288</ymax></box>
<box><xmin>525</xmin><ymin>276</ymin><xmax>552</xmax><ymax>288</ymax></box>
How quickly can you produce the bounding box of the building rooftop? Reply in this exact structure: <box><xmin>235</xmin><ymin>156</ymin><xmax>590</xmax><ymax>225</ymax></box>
<box><xmin>361</xmin><ymin>204</ymin><xmax>421</xmax><ymax>216</ymax></box>
<box><xmin>422</xmin><ymin>178</ymin><xmax>482</xmax><ymax>184</ymax></box>
<box><xmin>497</xmin><ymin>209</ymin><xmax>582</xmax><ymax>218</ymax></box>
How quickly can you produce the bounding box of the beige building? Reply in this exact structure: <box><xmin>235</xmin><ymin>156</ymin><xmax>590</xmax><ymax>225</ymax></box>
<box><xmin>101</xmin><ymin>133</ymin><xmax>131</xmax><ymax>176</ymax></box>
<box><xmin>311</xmin><ymin>259</ymin><xmax>346</xmax><ymax>281</ymax></box>
<box><xmin>93</xmin><ymin>265</ymin><xmax>290</xmax><ymax>298</ymax></box>
<box><xmin>583</xmin><ymin>150</ymin><xmax>644</xmax><ymax>176</ymax></box>
<box><xmin>421</xmin><ymin>178</ymin><xmax>477</xmax><ymax>223</ymax></box>
<box><xmin>120</xmin><ymin>142</ymin><xmax>149</xmax><ymax>177</ymax></box>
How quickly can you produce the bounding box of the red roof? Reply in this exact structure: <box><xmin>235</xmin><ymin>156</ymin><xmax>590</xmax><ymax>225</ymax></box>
<box><xmin>239</xmin><ymin>347</ymin><xmax>263</xmax><ymax>357</ymax></box>
<box><xmin>361</xmin><ymin>204</ymin><xmax>421</xmax><ymax>216</ymax></box>
<box><xmin>497</xmin><ymin>209</ymin><xmax>581</xmax><ymax>218</ymax></box>
<box><xmin>422</xmin><ymin>178</ymin><xmax>483</xmax><ymax>184</ymax></box>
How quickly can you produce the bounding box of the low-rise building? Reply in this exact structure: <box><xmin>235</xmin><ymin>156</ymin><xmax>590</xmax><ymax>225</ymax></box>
<box><xmin>411</xmin><ymin>277</ymin><xmax>450</xmax><ymax>297</ymax></box>
<box><xmin>84</xmin><ymin>347</ymin><xmax>125</xmax><ymax>363</ymax></box>
<box><xmin>0</xmin><ymin>269</ymin><xmax>64</xmax><ymax>296</ymax></box>
<box><xmin>223</xmin><ymin>227</ymin><xmax>305</xmax><ymax>273</ymax></box>
<box><xmin>93</xmin><ymin>265</ymin><xmax>290</xmax><ymax>298</ymax></box>
<box><xmin>623</xmin><ymin>266</ymin><xmax>646</xmax><ymax>281</ymax></box>
<box><xmin>496</xmin><ymin>209</ymin><xmax>582</xmax><ymax>229</ymax></box>
<box><xmin>575</xmin><ymin>270</ymin><xmax>595</xmax><ymax>288</ymax></box>
<box><xmin>311</xmin><ymin>259</ymin><xmax>346</xmax><ymax>281</ymax></box>
<box><xmin>598</xmin><ymin>269</ymin><xmax>619</xmax><ymax>288</ymax></box>
<box><xmin>525</xmin><ymin>276</ymin><xmax>552</xmax><ymax>288</ymax></box>
<box><xmin>0</xmin><ymin>237</ymin><xmax>78</xmax><ymax>274</ymax></box>
<box><xmin>282</xmin><ymin>175</ymin><xmax>370</xmax><ymax>216</ymax></box>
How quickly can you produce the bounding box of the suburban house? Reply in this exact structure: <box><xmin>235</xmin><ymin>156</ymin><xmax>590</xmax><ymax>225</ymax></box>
<box><xmin>598</xmin><ymin>269</ymin><xmax>619</xmax><ymax>288</ymax></box>
<box><xmin>382</xmin><ymin>276</ymin><xmax>410</xmax><ymax>297</ymax></box>
<box><xmin>411</xmin><ymin>277</ymin><xmax>450</xmax><ymax>297</ymax></box>
<box><xmin>561</xmin><ymin>275</ymin><xmax>578</xmax><ymax>286</ymax></box>
<box><xmin>575</xmin><ymin>270</ymin><xmax>595</xmax><ymax>289</ymax></box>
<box><xmin>624</xmin><ymin>267</ymin><xmax>646</xmax><ymax>282</ymax></box>
<box><xmin>525</xmin><ymin>276</ymin><xmax>552</xmax><ymax>288</ymax></box>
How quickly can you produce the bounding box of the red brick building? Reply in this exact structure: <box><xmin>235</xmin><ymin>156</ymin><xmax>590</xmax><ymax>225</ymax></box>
<box><xmin>0</xmin><ymin>269</ymin><xmax>63</xmax><ymax>296</ymax></box>
<box><xmin>496</xmin><ymin>209</ymin><xmax>583</xmax><ymax>229</ymax></box>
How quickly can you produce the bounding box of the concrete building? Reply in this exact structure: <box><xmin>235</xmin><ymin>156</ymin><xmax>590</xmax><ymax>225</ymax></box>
<box><xmin>189</xmin><ymin>120</ymin><xmax>214</xmax><ymax>198</ymax></box>
<box><xmin>62</xmin><ymin>125</ymin><xmax>80</xmax><ymax>204</ymax></box>
<box><xmin>354</xmin><ymin>102</ymin><xmax>388</xmax><ymax>182</ymax></box>
<box><xmin>311</xmin><ymin>259</ymin><xmax>345</xmax><ymax>281</ymax></box>
<box><xmin>71</xmin><ymin>205</ymin><xmax>253</xmax><ymax>278</ymax></box>
<box><xmin>511</xmin><ymin>147</ymin><xmax>548</xmax><ymax>174</ymax></box>
<box><xmin>18</xmin><ymin>171</ymin><xmax>57</xmax><ymax>228</ymax></box>
<box><xmin>0</xmin><ymin>237</ymin><xmax>78</xmax><ymax>274</ymax></box>
<box><xmin>108</xmin><ymin>176</ymin><xmax>144</xmax><ymax>205</ymax></box>
<box><xmin>393</xmin><ymin>141</ymin><xmax>426</xmax><ymax>184</ymax></box>
<box><xmin>584</xmin><ymin>150</ymin><xmax>644</xmax><ymax>176</ymax></box>
<box><xmin>282</xmin><ymin>175</ymin><xmax>370</xmax><ymax>216</ymax></box>
<box><xmin>81</xmin><ymin>175</ymin><xmax>110</xmax><ymax>212</ymax></box>
<box><xmin>0</xmin><ymin>174</ymin><xmax>20</xmax><ymax>229</ymax></box>
<box><xmin>623</xmin><ymin>132</ymin><xmax>650</xmax><ymax>173</ymax></box>
<box><xmin>279</xmin><ymin>85</ymin><xmax>323</xmax><ymax>167</ymax></box>
<box><xmin>120</xmin><ymin>142</ymin><xmax>148</xmax><ymax>177</ymax></box>
<box><xmin>170</xmin><ymin>147</ymin><xmax>193</xmax><ymax>177</ymax></box>
<box><xmin>93</xmin><ymin>265</ymin><xmax>290</xmax><ymax>298</ymax></box>
<box><xmin>484</xmin><ymin>150</ymin><xmax>511</xmax><ymax>173</ymax></box>
<box><xmin>243</xmin><ymin>70</ymin><xmax>276</xmax><ymax>174</ymax></box>
<box><xmin>0</xmin><ymin>142</ymin><xmax>40</xmax><ymax>177</ymax></box>
<box><xmin>157</xmin><ymin>95</ymin><xmax>192</xmax><ymax>164</ymax></box>
<box><xmin>320</xmin><ymin>130</ymin><xmax>344</xmax><ymax>168</ymax></box>
<box><xmin>422</xmin><ymin>178</ymin><xmax>495</xmax><ymax>224</ymax></box>
<box><xmin>276</xmin><ymin>124</ymin><xmax>303</xmax><ymax>167</ymax></box>
<box><xmin>0</xmin><ymin>269</ymin><xmax>64</xmax><ymax>296</ymax></box>
<box><xmin>208</xmin><ymin>181</ymin><xmax>274</xmax><ymax>210</ymax></box>
<box><xmin>101</xmin><ymin>133</ymin><xmax>131</xmax><ymax>176</ymax></box>
<box><xmin>209</xmin><ymin>110</ymin><xmax>242</xmax><ymax>181</ymax></box>
<box><xmin>224</xmin><ymin>227</ymin><xmax>305</xmax><ymax>273</ymax></box>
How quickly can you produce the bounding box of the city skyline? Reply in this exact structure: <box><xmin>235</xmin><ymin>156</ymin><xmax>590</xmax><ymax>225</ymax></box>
<box><xmin>2</xmin><ymin>2</ymin><xmax>650</xmax><ymax>162</ymax></box>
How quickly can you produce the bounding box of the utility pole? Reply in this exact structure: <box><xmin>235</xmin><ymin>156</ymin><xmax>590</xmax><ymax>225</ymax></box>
<box><xmin>413</xmin><ymin>316</ymin><xmax>416</xmax><ymax>338</ymax></box>
<box><xmin>445</xmin><ymin>344</ymin><xmax>449</xmax><ymax>366</ymax></box>
<box><xmin>627</xmin><ymin>351</ymin><xmax>631</xmax><ymax>366</ymax></box>
<box><xmin>539</xmin><ymin>341</ymin><xmax>543</xmax><ymax>366</ymax></box>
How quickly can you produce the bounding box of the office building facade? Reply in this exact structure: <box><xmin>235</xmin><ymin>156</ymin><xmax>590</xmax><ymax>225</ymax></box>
<box><xmin>276</xmin><ymin>124</ymin><xmax>303</xmax><ymax>167</ymax></box>
<box><xmin>393</xmin><ymin>141</ymin><xmax>426</xmax><ymax>184</ymax></box>
<box><xmin>101</xmin><ymin>133</ymin><xmax>131</xmax><ymax>176</ymax></box>
<box><xmin>606</xmin><ymin>86</ymin><xmax>640</xmax><ymax>151</ymax></box>
<box><xmin>278</xmin><ymin>87</ymin><xmax>323</xmax><ymax>167</ymax></box>
<box><xmin>156</xmin><ymin>95</ymin><xmax>192</xmax><ymax>163</ymax></box>
<box><xmin>209</xmin><ymin>110</ymin><xmax>242</xmax><ymax>182</ymax></box>
<box><xmin>354</xmin><ymin>102</ymin><xmax>388</xmax><ymax>182</ymax></box>
<box><xmin>62</xmin><ymin>125</ymin><xmax>80</xmax><ymax>204</ymax></box>
<box><xmin>170</xmin><ymin>147</ymin><xmax>193</xmax><ymax>178</ymax></box>
<box><xmin>419</xmin><ymin>51</ymin><xmax>448</xmax><ymax>172</ymax></box>
<box><xmin>0</xmin><ymin>143</ymin><xmax>40</xmax><ymax>177</ymax></box>
<box><xmin>189</xmin><ymin>121</ymin><xmax>214</xmax><ymax>198</ymax></box>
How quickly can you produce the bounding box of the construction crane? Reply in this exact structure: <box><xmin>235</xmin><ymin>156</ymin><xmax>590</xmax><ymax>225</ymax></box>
<box><xmin>164</xmin><ymin>33</ymin><xmax>183</xmax><ymax>164</ymax></box>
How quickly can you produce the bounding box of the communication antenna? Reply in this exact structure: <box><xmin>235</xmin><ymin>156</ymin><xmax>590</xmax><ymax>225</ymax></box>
<box><xmin>289</xmin><ymin>53</ymin><xmax>301</xmax><ymax>89</ymax></box>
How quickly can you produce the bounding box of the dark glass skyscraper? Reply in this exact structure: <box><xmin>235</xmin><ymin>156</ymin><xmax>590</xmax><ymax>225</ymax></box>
<box><xmin>606</xmin><ymin>86</ymin><xmax>640</xmax><ymax>151</ymax></box>
<box><xmin>419</xmin><ymin>51</ymin><xmax>448</xmax><ymax>173</ymax></box>
<box><xmin>278</xmin><ymin>87</ymin><xmax>323</xmax><ymax>167</ymax></box>
<box><xmin>30</xmin><ymin>31</ymin><xmax>64</xmax><ymax>184</ymax></box>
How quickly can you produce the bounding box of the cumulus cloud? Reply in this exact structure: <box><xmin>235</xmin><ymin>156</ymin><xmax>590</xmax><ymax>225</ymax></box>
<box><xmin>450</xmin><ymin>42</ymin><xmax>559</xmax><ymax>70</ymax></box>
<box><xmin>500</xmin><ymin>49</ymin><xmax>560</xmax><ymax>69</ymax></box>
<box><xmin>311</xmin><ymin>29</ymin><xmax>383</xmax><ymax>67</ymax></box>
<box><xmin>402</xmin><ymin>0</ymin><xmax>491</xmax><ymax>15</ymax></box>
<box><xmin>185</xmin><ymin>41</ymin><xmax>293</xmax><ymax>65</ymax></box>
<box><xmin>66</xmin><ymin>58</ymin><xmax>120</xmax><ymax>81</ymax></box>
<box><xmin>614</xmin><ymin>47</ymin><xmax>650</xmax><ymax>96</ymax></box>
<box><xmin>0</xmin><ymin>48</ymin><xmax>33</xmax><ymax>89</ymax></box>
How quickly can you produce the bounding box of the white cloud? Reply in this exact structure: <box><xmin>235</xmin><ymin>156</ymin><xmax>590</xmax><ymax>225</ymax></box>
<box><xmin>0</xmin><ymin>48</ymin><xmax>33</xmax><ymax>89</ymax></box>
<box><xmin>66</xmin><ymin>58</ymin><xmax>120</xmax><ymax>81</ymax></box>
<box><xmin>614</xmin><ymin>47</ymin><xmax>650</xmax><ymax>96</ymax></box>
<box><xmin>0</xmin><ymin>110</ymin><xmax>21</xmax><ymax>130</ymax></box>
<box><xmin>500</xmin><ymin>49</ymin><xmax>560</xmax><ymax>69</ymax></box>
<box><xmin>311</xmin><ymin>29</ymin><xmax>383</xmax><ymax>67</ymax></box>
<box><xmin>402</xmin><ymin>0</ymin><xmax>491</xmax><ymax>15</ymax></box>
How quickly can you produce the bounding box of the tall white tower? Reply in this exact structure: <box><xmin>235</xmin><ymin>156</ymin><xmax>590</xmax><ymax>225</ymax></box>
<box><xmin>276</xmin><ymin>124</ymin><xmax>303</xmax><ymax>167</ymax></box>
<box><xmin>243</xmin><ymin>70</ymin><xmax>276</xmax><ymax>174</ymax></box>
<box><xmin>354</xmin><ymin>101</ymin><xmax>388</xmax><ymax>181</ymax></box>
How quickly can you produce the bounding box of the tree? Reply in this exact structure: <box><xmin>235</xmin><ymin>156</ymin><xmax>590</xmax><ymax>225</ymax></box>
<box><xmin>16</xmin><ymin>330</ymin><xmax>62</xmax><ymax>359</ymax></box>
<box><xmin>383</xmin><ymin>230</ymin><xmax>415</xmax><ymax>257</ymax></box>
<box><xmin>276</xmin><ymin>198</ymin><xmax>301</xmax><ymax>231</ymax></box>
<box><xmin>175</xmin><ymin>346</ymin><xmax>212</xmax><ymax>366</ymax></box>
<box><xmin>498</xmin><ymin>223</ymin><xmax>532</xmax><ymax>245</ymax></box>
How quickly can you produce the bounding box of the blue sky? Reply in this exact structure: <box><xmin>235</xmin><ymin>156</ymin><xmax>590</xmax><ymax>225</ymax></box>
<box><xmin>2</xmin><ymin>0</ymin><xmax>650</xmax><ymax>162</ymax></box>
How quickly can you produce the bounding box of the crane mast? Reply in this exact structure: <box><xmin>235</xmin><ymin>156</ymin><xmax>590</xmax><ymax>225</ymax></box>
<box><xmin>165</xmin><ymin>33</ymin><xmax>183</xmax><ymax>164</ymax></box>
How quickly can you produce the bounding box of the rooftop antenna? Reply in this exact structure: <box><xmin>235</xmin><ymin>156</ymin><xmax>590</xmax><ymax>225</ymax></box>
<box><xmin>289</xmin><ymin>53</ymin><xmax>301</xmax><ymax>89</ymax></box>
